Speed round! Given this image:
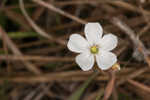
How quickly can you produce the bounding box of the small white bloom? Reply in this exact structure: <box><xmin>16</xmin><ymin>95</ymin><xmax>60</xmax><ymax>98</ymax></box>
<box><xmin>67</xmin><ymin>23</ymin><xmax>118</xmax><ymax>71</ymax></box>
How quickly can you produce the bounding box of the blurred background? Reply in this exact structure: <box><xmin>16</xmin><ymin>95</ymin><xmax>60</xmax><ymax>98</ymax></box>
<box><xmin>0</xmin><ymin>0</ymin><xmax>150</xmax><ymax>100</ymax></box>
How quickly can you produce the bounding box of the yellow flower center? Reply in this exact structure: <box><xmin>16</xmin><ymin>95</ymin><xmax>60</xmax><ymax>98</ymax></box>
<box><xmin>90</xmin><ymin>46</ymin><xmax>99</xmax><ymax>54</ymax></box>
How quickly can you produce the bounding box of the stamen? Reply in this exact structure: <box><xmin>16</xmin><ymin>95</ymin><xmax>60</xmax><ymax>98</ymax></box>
<box><xmin>90</xmin><ymin>46</ymin><xmax>99</xmax><ymax>54</ymax></box>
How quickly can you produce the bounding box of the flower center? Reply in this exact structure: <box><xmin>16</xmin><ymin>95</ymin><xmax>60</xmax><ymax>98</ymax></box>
<box><xmin>90</xmin><ymin>46</ymin><xmax>99</xmax><ymax>54</ymax></box>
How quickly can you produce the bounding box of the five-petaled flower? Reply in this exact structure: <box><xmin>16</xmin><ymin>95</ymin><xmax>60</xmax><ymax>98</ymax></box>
<box><xmin>67</xmin><ymin>23</ymin><xmax>118</xmax><ymax>71</ymax></box>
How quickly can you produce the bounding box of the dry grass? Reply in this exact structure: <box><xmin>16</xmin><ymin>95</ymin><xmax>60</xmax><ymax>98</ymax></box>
<box><xmin>0</xmin><ymin>0</ymin><xmax>150</xmax><ymax>100</ymax></box>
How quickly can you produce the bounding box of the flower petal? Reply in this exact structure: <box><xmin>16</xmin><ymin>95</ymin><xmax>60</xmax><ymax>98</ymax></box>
<box><xmin>96</xmin><ymin>51</ymin><xmax>117</xmax><ymax>70</ymax></box>
<box><xmin>67</xmin><ymin>34</ymin><xmax>89</xmax><ymax>53</ymax></box>
<box><xmin>75</xmin><ymin>51</ymin><xmax>94</xmax><ymax>71</ymax></box>
<box><xmin>100</xmin><ymin>34</ymin><xmax>118</xmax><ymax>51</ymax></box>
<box><xmin>84</xmin><ymin>23</ymin><xmax>103</xmax><ymax>45</ymax></box>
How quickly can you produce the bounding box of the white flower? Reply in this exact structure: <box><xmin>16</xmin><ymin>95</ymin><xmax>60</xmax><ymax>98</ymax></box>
<box><xmin>67</xmin><ymin>23</ymin><xmax>118</xmax><ymax>71</ymax></box>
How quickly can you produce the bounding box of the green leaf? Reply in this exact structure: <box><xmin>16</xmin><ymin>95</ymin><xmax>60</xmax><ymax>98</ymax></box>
<box><xmin>8</xmin><ymin>32</ymin><xmax>38</xmax><ymax>39</ymax></box>
<box><xmin>68</xmin><ymin>71</ymin><xmax>99</xmax><ymax>100</ymax></box>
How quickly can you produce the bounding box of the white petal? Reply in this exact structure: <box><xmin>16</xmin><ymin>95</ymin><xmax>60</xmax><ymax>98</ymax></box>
<box><xmin>75</xmin><ymin>51</ymin><xmax>94</xmax><ymax>71</ymax></box>
<box><xmin>67</xmin><ymin>34</ymin><xmax>89</xmax><ymax>53</ymax></box>
<box><xmin>100</xmin><ymin>34</ymin><xmax>118</xmax><ymax>51</ymax></box>
<box><xmin>96</xmin><ymin>51</ymin><xmax>117</xmax><ymax>70</ymax></box>
<box><xmin>84</xmin><ymin>23</ymin><xmax>103</xmax><ymax>45</ymax></box>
